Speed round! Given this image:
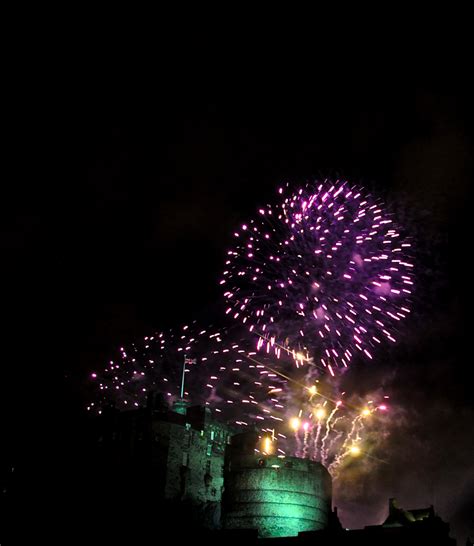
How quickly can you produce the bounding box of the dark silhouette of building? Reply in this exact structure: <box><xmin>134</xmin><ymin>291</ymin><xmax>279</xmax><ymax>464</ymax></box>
<box><xmin>90</xmin><ymin>393</ymin><xmax>232</xmax><ymax>532</ymax></box>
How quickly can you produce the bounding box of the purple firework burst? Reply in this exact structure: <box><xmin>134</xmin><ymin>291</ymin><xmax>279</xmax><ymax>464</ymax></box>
<box><xmin>221</xmin><ymin>180</ymin><xmax>414</xmax><ymax>374</ymax></box>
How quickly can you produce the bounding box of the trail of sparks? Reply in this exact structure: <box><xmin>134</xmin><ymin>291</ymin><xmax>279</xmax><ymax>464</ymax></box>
<box><xmin>327</xmin><ymin>415</ymin><xmax>365</xmax><ymax>475</ymax></box>
<box><xmin>320</xmin><ymin>406</ymin><xmax>340</xmax><ymax>465</ymax></box>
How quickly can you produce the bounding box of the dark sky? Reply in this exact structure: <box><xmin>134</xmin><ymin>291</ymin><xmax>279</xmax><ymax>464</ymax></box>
<box><xmin>2</xmin><ymin>70</ymin><xmax>473</xmax><ymax>542</ymax></box>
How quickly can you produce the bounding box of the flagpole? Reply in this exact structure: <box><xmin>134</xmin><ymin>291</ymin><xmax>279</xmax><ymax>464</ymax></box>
<box><xmin>180</xmin><ymin>353</ymin><xmax>186</xmax><ymax>399</ymax></box>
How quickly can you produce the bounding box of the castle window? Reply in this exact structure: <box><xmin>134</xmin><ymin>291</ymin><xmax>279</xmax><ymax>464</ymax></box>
<box><xmin>210</xmin><ymin>430</ymin><xmax>215</xmax><ymax>441</ymax></box>
<box><xmin>182</xmin><ymin>453</ymin><xmax>189</xmax><ymax>467</ymax></box>
<box><xmin>206</xmin><ymin>444</ymin><xmax>212</xmax><ymax>456</ymax></box>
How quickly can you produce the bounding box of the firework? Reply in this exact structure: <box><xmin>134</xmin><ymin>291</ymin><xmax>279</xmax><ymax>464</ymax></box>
<box><xmin>88</xmin><ymin>322</ymin><xmax>232</xmax><ymax>413</ymax></box>
<box><xmin>250</xmin><ymin>367</ymin><xmax>392</xmax><ymax>477</ymax></box>
<box><xmin>89</xmin><ymin>322</ymin><xmax>391</xmax><ymax>477</ymax></box>
<box><xmin>221</xmin><ymin>180</ymin><xmax>414</xmax><ymax>374</ymax></box>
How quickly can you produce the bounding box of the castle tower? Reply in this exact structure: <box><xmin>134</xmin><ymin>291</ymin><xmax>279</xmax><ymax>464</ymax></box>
<box><xmin>222</xmin><ymin>431</ymin><xmax>332</xmax><ymax>538</ymax></box>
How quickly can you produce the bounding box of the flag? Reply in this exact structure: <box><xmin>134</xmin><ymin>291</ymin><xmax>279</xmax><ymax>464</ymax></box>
<box><xmin>184</xmin><ymin>358</ymin><xmax>196</xmax><ymax>365</ymax></box>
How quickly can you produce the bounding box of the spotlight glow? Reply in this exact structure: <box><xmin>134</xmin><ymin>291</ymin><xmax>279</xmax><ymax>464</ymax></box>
<box><xmin>290</xmin><ymin>417</ymin><xmax>301</xmax><ymax>431</ymax></box>
<box><xmin>350</xmin><ymin>445</ymin><xmax>361</xmax><ymax>456</ymax></box>
<box><xmin>315</xmin><ymin>408</ymin><xmax>326</xmax><ymax>420</ymax></box>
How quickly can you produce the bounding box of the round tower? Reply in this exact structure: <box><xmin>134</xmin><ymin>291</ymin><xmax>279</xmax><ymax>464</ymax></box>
<box><xmin>222</xmin><ymin>432</ymin><xmax>332</xmax><ymax>538</ymax></box>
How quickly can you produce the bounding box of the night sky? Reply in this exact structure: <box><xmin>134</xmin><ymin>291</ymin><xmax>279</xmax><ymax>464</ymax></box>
<box><xmin>2</xmin><ymin>70</ymin><xmax>473</xmax><ymax>542</ymax></box>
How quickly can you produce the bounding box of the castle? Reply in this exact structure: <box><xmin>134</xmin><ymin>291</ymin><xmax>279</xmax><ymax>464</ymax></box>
<box><xmin>90</xmin><ymin>393</ymin><xmax>457</xmax><ymax>544</ymax></box>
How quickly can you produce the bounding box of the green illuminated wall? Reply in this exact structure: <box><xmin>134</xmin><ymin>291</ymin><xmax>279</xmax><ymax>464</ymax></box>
<box><xmin>223</xmin><ymin>454</ymin><xmax>332</xmax><ymax>538</ymax></box>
